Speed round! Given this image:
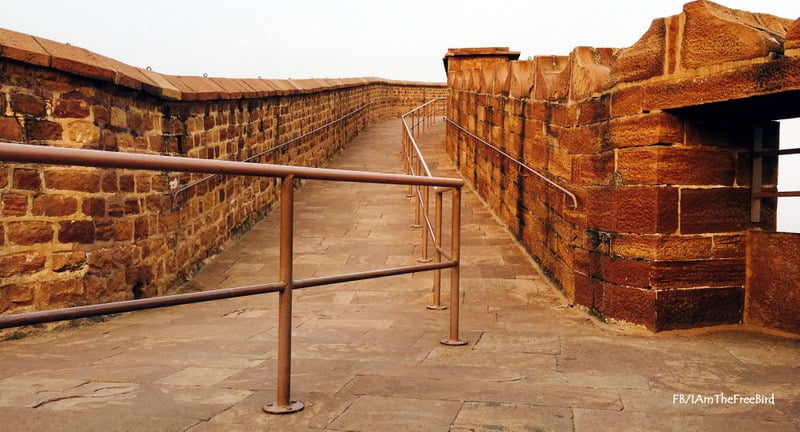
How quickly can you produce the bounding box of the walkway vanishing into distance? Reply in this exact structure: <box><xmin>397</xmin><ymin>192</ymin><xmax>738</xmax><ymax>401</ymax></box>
<box><xmin>1</xmin><ymin>119</ymin><xmax>799</xmax><ymax>431</ymax></box>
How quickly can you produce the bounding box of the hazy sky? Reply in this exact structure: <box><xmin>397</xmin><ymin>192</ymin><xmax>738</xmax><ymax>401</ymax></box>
<box><xmin>1</xmin><ymin>0</ymin><xmax>799</xmax><ymax>231</ymax></box>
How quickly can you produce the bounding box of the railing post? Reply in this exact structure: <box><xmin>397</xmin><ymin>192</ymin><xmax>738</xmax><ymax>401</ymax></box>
<box><xmin>442</xmin><ymin>187</ymin><xmax>467</xmax><ymax>346</ymax></box>
<box><xmin>418</xmin><ymin>186</ymin><xmax>432</xmax><ymax>263</ymax></box>
<box><xmin>264</xmin><ymin>175</ymin><xmax>304</xmax><ymax>414</ymax></box>
<box><xmin>428</xmin><ymin>189</ymin><xmax>447</xmax><ymax>310</ymax></box>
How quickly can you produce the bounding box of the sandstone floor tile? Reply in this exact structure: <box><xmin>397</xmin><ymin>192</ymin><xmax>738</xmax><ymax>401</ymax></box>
<box><xmin>328</xmin><ymin>395</ymin><xmax>461</xmax><ymax>432</ymax></box>
<box><xmin>573</xmin><ymin>408</ymin><xmax>798</xmax><ymax>432</ymax></box>
<box><xmin>157</xmin><ymin>366</ymin><xmax>239</xmax><ymax>386</ymax></box>
<box><xmin>0</xmin><ymin>406</ymin><xmax>198</xmax><ymax>432</ymax></box>
<box><xmin>452</xmin><ymin>402</ymin><xmax>574</xmax><ymax>432</ymax></box>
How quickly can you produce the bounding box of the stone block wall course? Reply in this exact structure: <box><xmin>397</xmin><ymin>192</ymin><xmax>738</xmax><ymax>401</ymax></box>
<box><xmin>445</xmin><ymin>0</ymin><xmax>796</xmax><ymax>331</ymax></box>
<box><xmin>0</xmin><ymin>28</ymin><xmax>445</xmax><ymax>317</ymax></box>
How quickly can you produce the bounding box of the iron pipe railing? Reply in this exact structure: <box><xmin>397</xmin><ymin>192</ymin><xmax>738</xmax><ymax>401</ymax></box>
<box><xmin>444</xmin><ymin>116</ymin><xmax>579</xmax><ymax>209</ymax></box>
<box><xmin>0</xmin><ymin>134</ymin><xmax>464</xmax><ymax>414</ymax></box>
<box><xmin>401</xmin><ymin>97</ymin><xmax>463</xmax><ymax>314</ymax></box>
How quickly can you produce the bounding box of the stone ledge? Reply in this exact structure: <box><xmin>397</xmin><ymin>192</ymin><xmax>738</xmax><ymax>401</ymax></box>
<box><xmin>0</xmin><ymin>27</ymin><xmax>445</xmax><ymax>102</ymax></box>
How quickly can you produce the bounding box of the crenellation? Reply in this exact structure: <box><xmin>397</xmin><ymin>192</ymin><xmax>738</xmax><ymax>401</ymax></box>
<box><xmin>443</xmin><ymin>0</ymin><xmax>798</xmax><ymax>331</ymax></box>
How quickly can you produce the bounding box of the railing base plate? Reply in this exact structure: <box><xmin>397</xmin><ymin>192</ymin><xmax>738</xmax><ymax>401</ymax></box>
<box><xmin>417</xmin><ymin>258</ymin><xmax>433</xmax><ymax>263</ymax></box>
<box><xmin>263</xmin><ymin>401</ymin><xmax>305</xmax><ymax>414</ymax></box>
<box><xmin>427</xmin><ymin>305</ymin><xmax>448</xmax><ymax>310</ymax></box>
<box><xmin>440</xmin><ymin>339</ymin><xmax>468</xmax><ymax>346</ymax></box>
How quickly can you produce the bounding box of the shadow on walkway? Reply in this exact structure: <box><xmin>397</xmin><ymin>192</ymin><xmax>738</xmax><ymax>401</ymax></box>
<box><xmin>0</xmin><ymin>118</ymin><xmax>798</xmax><ymax>431</ymax></box>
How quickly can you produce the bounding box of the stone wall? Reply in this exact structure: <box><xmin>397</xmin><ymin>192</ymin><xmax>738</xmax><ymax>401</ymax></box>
<box><xmin>445</xmin><ymin>0</ymin><xmax>799</xmax><ymax>330</ymax></box>
<box><xmin>0</xmin><ymin>27</ymin><xmax>445</xmax><ymax>316</ymax></box>
<box><xmin>745</xmin><ymin>231</ymin><xmax>800</xmax><ymax>334</ymax></box>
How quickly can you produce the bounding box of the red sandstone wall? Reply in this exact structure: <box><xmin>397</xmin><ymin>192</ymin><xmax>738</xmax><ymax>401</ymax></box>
<box><xmin>0</xmin><ymin>28</ymin><xmax>445</xmax><ymax>316</ymax></box>
<box><xmin>745</xmin><ymin>231</ymin><xmax>800</xmax><ymax>334</ymax></box>
<box><xmin>445</xmin><ymin>0</ymin><xmax>798</xmax><ymax>330</ymax></box>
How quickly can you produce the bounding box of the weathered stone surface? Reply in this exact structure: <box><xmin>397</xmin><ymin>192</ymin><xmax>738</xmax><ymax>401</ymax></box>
<box><xmin>680</xmin><ymin>188</ymin><xmax>751</xmax><ymax>234</ymax></box>
<box><xmin>10</xmin><ymin>91</ymin><xmax>47</xmax><ymax>117</ymax></box>
<box><xmin>0</xmin><ymin>253</ymin><xmax>46</xmax><ymax>277</ymax></box>
<box><xmin>58</xmin><ymin>220</ymin><xmax>95</xmax><ymax>244</ymax></box>
<box><xmin>12</xmin><ymin>168</ymin><xmax>41</xmax><ymax>190</ymax></box>
<box><xmin>655</xmin><ymin>286</ymin><xmax>743</xmax><ymax>330</ymax></box>
<box><xmin>680</xmin><ymin>1</ymin><xmax>789</xmax><ymax>70</ymax></box>
<box><xmin>617</xmin><ymin>146</ymin><xmax>736</xmax><ymax>186</ymax></box>
<box><xmin>44</xmin><ymin>170</ymin><xmax>101</xmax><ymax>193</ymax></box>
<box><xmin>0</xmin><ymin>117</ymin><xmax>24</xmax><ymax>141</ymax></box>
<box><xmin>610</xmin><ymin>18</ymin><xmax>666</xmax><ymax>85</ymax></box>
<box><xmin>745</xmin><ymin>231</ymin><xmax>800</xmax><ymax>334</ymax></box>
<box><xmin>650</xmin><ymin>259</ymin><xmax>745</xmax><ymax>289</ymax></box>
<box><xmin>32</xmin><ymin>195</ymin><xmax>78</xmax><ymax>217</ymax></box>
<box><xmin>26</xmin><ymin>120</ymin><xmax>63</xmax><ymax>141</ymax></box>
<box><xmin>6</xmin><ymin>221</ymin><xmax>53</xmax><ymax>245</ymax></box>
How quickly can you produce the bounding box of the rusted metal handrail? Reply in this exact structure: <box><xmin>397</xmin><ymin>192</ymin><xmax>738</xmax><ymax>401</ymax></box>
<box><xmin>400</xmin><ymin>98</ymin><xmax>467</xmax><ymax>323</ymax></box>
<box><xmin>445</xmin><ymin>116</ymin><xmax>579</xmax><ymax>209</ymax></box>
<box><xmin>0</xmin><ymin>139</ymin><xmax>464</xmax><ymax>414</ymax></box>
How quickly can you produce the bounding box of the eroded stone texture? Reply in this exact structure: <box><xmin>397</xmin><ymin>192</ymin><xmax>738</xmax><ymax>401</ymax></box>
<box><xmin>745</xmin><ymin>231</ymin><xmax>800</xmax><ymax>334</ymax></box>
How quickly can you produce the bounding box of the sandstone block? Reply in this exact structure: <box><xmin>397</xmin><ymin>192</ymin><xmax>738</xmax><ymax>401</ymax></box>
<box><xmin>2</xmin><ymin>193</ymin><xmax>28</xmax><ymax>216</ymax></box>
<box><xmin>611</xmin><ymin>233</ymin><xmax>712</xmax><ymax>260</ymax></box>
<box><xmin>509</xmin><ymin>60</ymin><xmax>536</xmax><ymax>99</ymax></box>
<box><xmin>0</xmin><ymin>253</ymin><xmax>46</xmax><ymax>277</ymax></box>
<box><xmin>13</xmin><ymin>168</ymin><xmax>42</xmax><ymax>190</ymax></box>
<box><xmin>533</xmin><ymin>56</ymin><xmax>570</xmax><ymax>102</ymax></box>
<box><xmin>745</xmin><ymin>231</ymin><xmax>800</xmax><ymax>334</ymax></box>
<box><xmin>576</xmin><ymin>95</ymin><xmax>611</xmax><ymax>125</ymax></box>
<box><xmin>616</xmin><ymin>146</ymin><xmax>736</xmax><ymax>186</ymax></box>
<box><xmin>655</xmin><ymin>286</ymin><xmax>743</xmax><ymax>330</ymax></box>
<box><xmin>609</xmin><ymin>18</ymin><xmax>666</xmax><ymax>85</ymax></box>
<box><xmin>680</xmin><ymin>1</ymin><xmax>788</xmax><ymax>70</ymax></box>
<box><xmin>45</xmin><ymin>169</ymin><xmax>101</xmax><ymax>193</ymax></box>
<box><xmin>58</xmin><ymin>220</ymin><xmax>95</xmax><ymax>244</ymax></box>
<box><xmin>592</xmin><ymin>254</ymin><xmax>651</xmax><ymax>288</ymax></box>
<box><xmin>36</xmin><ymin>277</ymin><xmax>85</xmax><ymax>308</ymax></box>
<box><xmin>26</xmin><ymin>120</ymin><xmax>63</xmax><ymax>141</ymax></box>
<box><xmin>786</xmin><ymin>18</ymin><xmax>800</xmax><ymax>51</ymax></box>
<box><xmin>571</xmin><ymin>152</ymin><xmax>614</xmax><ymax>186</ymax></box>
<box><xmin>650</xmin><ymin>259</ymin><xmax>745</xmax><ymax>289</ymax></box>
<box><xmin>54</xmin><ymin>99</ymin><xmax>90</xmax><ymax>118</ymax></box>
<box><xmin>588</xmin><ymin>186</ymin><xmax>678</xmax><ymax>234</ymax></box>
<box><xmin>569</xmin><ymin>47</ymin><xmax>611</xmax><ymax>102</ymax></box>
<box><xmin>598</xmin><ymin>283</ymin><xmax>656</xmax><ymax>330</ymax></box>
<box><xmin>7</xmin><ymin>221</ymin><xmax>53</xmax><ymax>245</ymax></box>
<box><xmin>0</xmin><ymin>117</ymin><xmax>24</xmax><ymax>141</ymax></box>
<box><xmin>610</xmin><ymin>86</ymin><xmax>643</xmax><ymax>118</ymax></box>
<box><xmin>52</xmin><ymin>251</ymin><xmax>87</xmax><ymax>272</ymax></box>
<box><xmin>32</xmin><ymin>194</ymin><xmax>78</xmax><ymax>216</ymax></box>
<box><xmin>680</xmin><ymin>187</ymin><xmax>751</xmax><ymax>234</ymax></box>
<box><xmin>64</xmin><ymin>120</ymin><xmax>100</xmax><ymax>145</ymax></box>
<box><xmin>11</xmin><ymin>91</ymin><xmax>47</xmax><ymax>117</ymax></box>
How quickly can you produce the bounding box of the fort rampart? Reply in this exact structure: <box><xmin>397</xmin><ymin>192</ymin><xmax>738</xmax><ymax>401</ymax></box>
<box><xmin>444</xmin><ymin>0</ymin><xmax>800</xmax><ymax>330</ymax></box>
<box><xmin>0</xmin><ymin>26</ymin><xmax>445</xmax><ymax>316</ymax></box>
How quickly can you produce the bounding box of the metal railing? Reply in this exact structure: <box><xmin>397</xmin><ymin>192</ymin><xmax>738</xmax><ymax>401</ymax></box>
<box><xmin>0</xmin><ymin>135</ymin><xmax>465</xmax><ymax>414</ymax></box>
<box><xmin>444</xmin><ymin>117</ymin><xmax>579</xmax><ymax>209</ymax></box>
<box><xmin>401</xmin><ymin>98</ymin><xmax>464</xmax><ymax>317</ymax></box>
<box><xmin>751</xmin><ymin>126</ymin><xmax>800</xmax><ymax>222</ymax></box>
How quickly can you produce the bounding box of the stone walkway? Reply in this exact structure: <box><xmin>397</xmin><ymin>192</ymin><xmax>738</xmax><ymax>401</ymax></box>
<box><xmin>1</xmin><ymin>118</ymin><xmax>799</xmax><ymax>431</ymax></box>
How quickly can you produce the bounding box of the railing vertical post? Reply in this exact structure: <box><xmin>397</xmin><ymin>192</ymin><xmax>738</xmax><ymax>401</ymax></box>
<box><xmin>441</xmin><ymin>187</ymin><xmax>467</xmax><ymax>346</ymax></box>
<box><xmin>264</xmin><ymin>175</ymin><xmax>304</xmax><ymax>414</ymax></box>
<box><xmin>428</xmin><ymin>189</ymin><xmax>446</xmax><ymax>310</ymax></box>
<box><xmin>418</xmin><ymin>186</ymin><xmax>431</xmax><ymax>263</ymax></box>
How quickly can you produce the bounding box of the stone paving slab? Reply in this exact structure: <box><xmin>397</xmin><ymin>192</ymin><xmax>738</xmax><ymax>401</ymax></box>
<box><xmin>1</xmin><ymin>118</ymin><xmax>799</xmax><ymax>431</ymax></box>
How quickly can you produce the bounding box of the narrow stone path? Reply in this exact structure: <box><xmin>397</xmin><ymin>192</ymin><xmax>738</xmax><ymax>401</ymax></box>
<box><xmin>0</xmin><ymin>118</ymin><xmax>798</xmax><ymax>431</ymax></box>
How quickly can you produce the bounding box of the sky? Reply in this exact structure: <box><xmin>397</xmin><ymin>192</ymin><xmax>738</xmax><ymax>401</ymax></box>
<box><xmin>1</xmin><ymin>0</ymin><xmax>799</xmax><ymax>231</ymax></box>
